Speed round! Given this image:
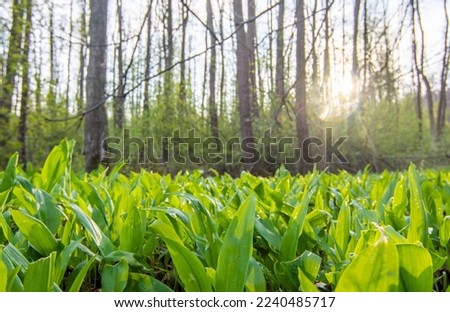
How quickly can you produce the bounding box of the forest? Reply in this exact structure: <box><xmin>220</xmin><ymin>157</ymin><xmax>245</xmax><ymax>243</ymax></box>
<box><xmin>0</xmin><ymin>0</ymin><xmax>449</xmax><ymax>174</ymax></box>
<box><xmin>1</xmin><ymin>0</ymin><xmax>450</xmax><ymax>294</ymax></box>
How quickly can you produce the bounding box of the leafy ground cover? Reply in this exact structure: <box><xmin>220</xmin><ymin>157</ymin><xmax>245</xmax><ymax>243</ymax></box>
<box><xmin>0</xmin><ymin>140</ymin><xmax>449</xmax><ymax>292</ymax></box>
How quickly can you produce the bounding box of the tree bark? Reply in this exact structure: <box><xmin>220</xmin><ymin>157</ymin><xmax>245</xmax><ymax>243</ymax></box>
<box><xmin>274</xmin><ymin>0</ymin><xmax>285</xmax><ymax>122</ymax></box>
<box><xmin>19</xmin><ymin>0</ymin><xmax>33</xmax><ymax>168</ymax></box>
<box><xmin>84</xmin><ymin>0</ymin><xmax>109</xmax><ymax>172</ymax></box>
<box><xmin>143</xmin><ymin>0</ymin><xmax>154</xmax><ymax>112</ymax></box>
<box><xmin>247</xmin><ymin>0</ymin><xmax>259</xmax><ymax>118</ymax></box>
<box><xmin>114</xmin><ymin>0</ymin><xmax>125</xmax><ymax>130</ymax></box>
<box><xmin>0</xmin><ymin>0</ymin><xmax>24</xmax><ymax>149</ymax></box>
<box><xmin>295</xmin><ymin>0</ymin><xmax>310</xmax><ymax>174</ymax></box>
<box><xmin>233</xmin><ymin>0</ymin><xmax>254</xmax><ymax>171</ymax></box>
<box><xmin>207</xmin><ymin>0</ymin><xmax>219</xmax><ymax>138</ymax></box>
<box><xmin>437</xmin><ymin>0</ymin><xmax>450</xmax><ymax>137</ymax></box>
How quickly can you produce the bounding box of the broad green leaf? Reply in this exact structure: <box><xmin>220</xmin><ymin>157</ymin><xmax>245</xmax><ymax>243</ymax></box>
<box><xmin>245</xmin><ymin>257</ymin><xmax>266</xmax><ymax>292</ymax></box>
<box><xmin>280</xmin><ymin>187</ymin><xmax>315</xmax><ymax>262</ymax></box>
<box><xmin>390</xmin><ymin>176</ymin><xmax>407</xmax><ymax>229</ymax></box>
<box><xmin>6</xmin><ymin>266</ymin><xmax>22</xmax><ymax>291</ymax></box>
<box><xmin>11</xmin><ymin>210</ymin><xmax>58</xmax><ymax>256</ymax></box>
<box><xmin>407</xmin><ymin>164</ymin><xmax>428</xmax><ymax>245</ymax></box>
<box><xmin>126</xmin><ymin>273</ymin><xmax>173</xmax><ymax>292</ymax></box>
<box><xmin>0</xmin><ymin>259</ymin><xmax>6</xmax><ymax>292</ymax></box>
<box><xmin>334</xmin><ymin>205</ymin><xmax>351</xmax><ymax>259</ymax></box>
<box><xmin>23</xmin><ymin>252</ymin><xmax>56</xmax><ymax>292</ymax></box>
<box><xmin>55</xmin><ymin>239</ymin><xmax>84</xmax><ymax>284</ymax></box>
<box><xmin>120</xmin><ymin>206</ymin><xmax>145</xmax><ymax>254</ymax></box>
<box><xmin>298</xmin><ymin>250</ymin><xmax>321</xmax><ymax>282</ymax></box>
<box><xmin>40</xmin><ymin>139</ymin><xmax>74</xmax><ymax>192</ymax></box>
<box><xmin>101</xmin><ymin>258</ymin><xmax>129</xmax><ymax>292</ymax></box>
<box><xmin>104</xmin><ymin>250</ymin><xmax>151</xmax><ymax>272</ymax></box>
<box><xmin>440</xmin><ymin>216</ymin><xmax>450</xmax><ymax>247</ymax></box>
<box><xmin>0</xmin><ymin>152</ymin><xmax>18</xmax><ymax>193</ymax></box>
<box><xmin>0</xmin><ymin>211</ymin><xmax>14</xmax><ymax>242</ymax></box>
<box><xmin>336</xmin><ymin>237</ymin><xmax>399</xmax><ymax>291</ymax></box>
<box><xmin>2</xmin><ymin>244</ymin><xmax>29</xmax><ymax>272</ymax></box>
<box><xmin>298</xmin><ymin>269</ymin><xmax>319</xmax><ymax>292</ymax></box>
<box><xmin>34</xmin><ymin>189</ymin><xmax>62</xmax><ymax>234</ymax></box>
<box><xmin>397</xmin><ymin>243</ymin><xmax>433</xmax><ymax>291</ymax></box>
<box><xmin>69</xmin><ymin>256</ymin><xmax>96</xmax><ymax>292</ymax></box>
<box><xmin>150</xmin><ymin>220</ymin><xmax>212</xmax><ymax>292</ymax></box>
<box><xmin>216</xmin><ymin>194</ymin><xmax>256</xmax><ymax>292</ymax></box>
<box><xmin>254</xmin><ymin>218</ymin><xmax>281</xmax><ymax>251</ymax></box>
<box><xmin>70</xmin><ymin>204</ymin><xmax>115</xmax><ymax>257</ymax></box>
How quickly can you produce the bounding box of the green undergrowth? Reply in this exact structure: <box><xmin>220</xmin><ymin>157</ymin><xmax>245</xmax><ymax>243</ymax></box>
<box><xmin>0</xmin><ymin>139</ymin><xmax>449</xmax><ymax>292</ymax></box>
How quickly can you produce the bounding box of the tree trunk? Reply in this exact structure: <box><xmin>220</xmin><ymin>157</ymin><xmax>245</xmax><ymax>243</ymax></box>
<box><xmin>207</xmin><ymin>0</ymin><xmax>219</xmax><ymax>138</ymax></box>
<box><xmin>233</xmin><ymin>0</ymin><xmax>254</xmax><ymax>171</ymax></box>
<box><xmin>179</xmin><ymin>3</ymin><xmax>189</xmax><ymax>115</ymax></box>
<box><xmin>114</xmin><ymin>0</ymin><xmax>125</xmax><ymax>130</ymax></box>
<box><xmin>84</xmin><ymin>0</ymin><xmax>109</xmax><ymax>172</ymax></box>
<box><xmin>19</xmin><ymin>0</ymin><xmax>33</xmax><ymax>168</ymax></box>
<box><xmin>0</xmin><ymin>0</ymin><xmax>24</xmax><ymax>150</ymax></box>
<box><xmin>437</xmin><ymin>0</ymin><xmax>450</xmax><ymax>138</ymax></box>
<box><xmin>77</xmin><ymin>0</ymin><xmax>87</xmax><ymax>113</ymax></box>
<box><xmin>65</xmin><ymin>0</ymin><xmax>74</xmax><ymax>119</ymax></box>
<box><xmin>352</xmin><ymin>0</ymin><xmax>361</xmax><ymax>81</ymax></box>
<box><xmin>295</xmin><ymin>0</ymin><xmax>310</xmax><ymax>174</ymax></box>
<box><xmin>247</xmin><ymin>0</ymin><xmax>259</xmax><ymax>118</ymax></box>
<box><xmin>274</xmin><ymin>0</ymin><xmax>285</xmax><ymax>123</ymax></box>
<box><xmin>143</xmin><ymin>0</ymin><xmax>154</xmax><ymax>112</ymax></box>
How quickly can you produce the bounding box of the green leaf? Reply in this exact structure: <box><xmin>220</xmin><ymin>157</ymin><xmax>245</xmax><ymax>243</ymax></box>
<box><xmin>120</xmin><ymin>206</ymin><xmax>145</xmax><ymax>254</ymax></box>
<box><xmin>216</xmin><ymin>194</ymin><xmax>256</xmax><ymax>292</ymax></box>
<box><xmin>2</xmin><ymin>244</ymin><xmax>29</xmax><ymax>272</ymax></box>
<box><xmin>34</xmin><ymin>189</ymin><xmax>62</xmax><ymax>234</ymax></box>
<box><xmin>126</xmin><ymin>273</ymin><xmax>173</xmax><ymax>292</ymax></box>
<box><xmin>69</xmin><ymin>256</ymin><xmax>96</xmax><ymax>292</ymax></box>
<box><xmin>40</xmin><ymin>139</ymin><xmax>74</xmax><ymax>192</ymax></box>
<box><xmin>70</xmin><ymin>204</ymin><xmax>115</xmax><ymax>257</ymax></box>
<box><xmin>55</xmin><ymin>239</ymin><xmax>84</xmax><ymax>284</ymax></box>
<box><xmin>0</xmin><ymin>258</ymin><xmax>6</xmax><ymax>292</ymax></box>
<box><xmin>245</xmin><ymin>258</ymin><xmax>266</xmax><ymax>292</ymax></box>
<box><xmin>254</xmin><ymin>218</ymin><xmax>281</xmax><ymax>251</ymax></box>
<box><xmin>334</xmin><ymin>205</ymin><xmax>351</xmax><ymax>259</ymax></box>
<box><xmin>280</xmin><ymin>187</ymin><xmax>315</xmax><ymax>262</ymax></box>
<box><xmin>150</xmin><ymin>220</ymin><xmax>212</xmax><ymax>292</ymax></box>
<box><xmin>407</xmin><ymin>164</ymin><xmax>428</xmax><ymax>245</ymax></box>
<box><xmin>101</xmin><ymin>258</ymin><xmax>129</xmax><ymax>292</ymax></box>
<box><xmin>397</xmin><ymin>243</ymin><xmax>433</xmax><ymax>291</ymax></box>
<box><xmin>336</xmin><ymin>237</ymin><xmax>399</xmax><ymax>291</ymax></box>
<box><xmin>0</xmin><ymin>211</ymin><xmax>14</xmax><ymax>242</ymax></box>
<box><xmin>440</xmin><ymin>216</ymin><xmax>450</xmax><ymax>247</ymax></box>
<box><xmin>23</xmin><ymin>252</ymin><xmax>56</xmax><ymax>292</ymax></box>
<box><xmin>0</xmin><ymin>152</ymin><xmax>18</xmax><ymax>193</ymax></box>
<box><xmin>11</xmin><ymin>210</ymin><xmax>58</xmax><ymax>256</ymax></box>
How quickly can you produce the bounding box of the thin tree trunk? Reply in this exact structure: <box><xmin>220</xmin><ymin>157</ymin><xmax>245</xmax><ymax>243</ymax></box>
<box><xmin>0</xmin><ymin>0</ymin><xmax>24</xmax><ymax>149</ymax></box>
<box><xmin>274</xmin><ymin>0</ymin><xmax>285</xmax><ymax>123</ymax></box>
<box><xmin>352</xmin><ymin>0</ymin><xmax>361</xmax><ymax>81</ymax></box>
<box><xmin>19</xmin><ymin>0</ymin><xmax>33</xmax><ymax>168</ymax></box>
<box><xmin>207</xmin><ymin>0</ymin><xmax>219</xmax><ymax>138</ymax></box>
<box><xmin>295</xmin><ymin>0</ymin><xmax>310</xmax><ymax>174</ymax></box>
<box><xmin>77</xmin><ymin>0</ymin><xmax>87</xmax><ymax>113</ymax></box>
<box><xmin>144</xmin><ymin>0</ymin><xmax>154</xmax><ymax>112</ymax></box>
<box><xmin>84</xmin><ymin>0</ymin><xmax>109</xmax><ymax>172</ymax></box>
<box><xmin>233</xmin><ymin>0</ymin><xmax>254</xmax><ymax>171</ymax></box>
<box><xmin>437</xmin><ymin>0</ymin><xmax>450</xmax><ymax>137</ymax></box>
<box><xmin>179</xmin><ymin>3</ymin><xmax>189</xmax><ymax>116</ymax></box>
<box><xmin>65</xmin><ymin>0</ymin><xmax>74</xmax><ymax>119</ymax></box>
<box><xmin>247</xmin><ymin>0</ymin><xmax>259</xmax><ymax>118</ymax></box>
<box><xmin>114</xmin><ymin>0</ymin><xmax>125</xmax><ymax>130</ymax></box>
